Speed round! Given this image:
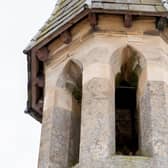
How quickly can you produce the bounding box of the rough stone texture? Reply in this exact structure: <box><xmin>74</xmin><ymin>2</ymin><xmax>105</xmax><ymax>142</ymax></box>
<box><xmin>74</xmin><ymin>156</ymin><xmax>152</xmax><ymax>168</ymax></box>
<box><xmin>149</xmin><ymin>81</ymin><xmax>168</xmax><ymax>168</ymax></box>
<box><xmin>38</xmin><ymin>89</ymin><xmax>55</xmax><ymax>168</ymax></box>
<box><xmin>39</xmin><ymin>106</ymin><xmax>72</xmax><ymax>168</ymax></box>
<box><xmin>79</xmin><ymin>63</ymin><xmax>115</xmax><ymax>162</ymax></box>
<box><xmin>139</xmin><ymin>81</ymin><xmax>168</xmax><ymax>168</ymax></box>
<box><xmin>139</xmin><ymin>82</ymin><xmax>153</xmax><ymax>157</ymax></box>
<box><xmin>48</xmin><ymin>107</ymin><xmax>72</xmax><ymax>168</ymax></box>
<box><xmin>68</xmin><ymin>104</ymin><xmax>81</xmax><ymax>167</ymax></box>
<box><xmin>38</xmin><ymin>87</ymin><xmax>81</xmax><ymax>168</ymax></box>
<box><xmin>37</xmin><ymin>14</ymin><xmax>168</xmax><ymax>168</ymax></box>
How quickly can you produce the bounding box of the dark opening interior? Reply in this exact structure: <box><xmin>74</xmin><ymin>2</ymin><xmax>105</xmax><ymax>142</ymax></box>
<box><xmin>70</xmin><ymin>84</ymin><xmax>82</xmax><ymax>166</ymax></box>
<box><xmin>115</xmin><ymin>78</ymin><xmax>139</xmax><ymax>155</ymax></box>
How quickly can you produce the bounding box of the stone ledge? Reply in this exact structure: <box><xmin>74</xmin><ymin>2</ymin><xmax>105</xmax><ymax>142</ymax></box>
<box><xmin>73</xmin><ymin>156</ymin><xmax>152</xmax><ymax>168</ymax></box>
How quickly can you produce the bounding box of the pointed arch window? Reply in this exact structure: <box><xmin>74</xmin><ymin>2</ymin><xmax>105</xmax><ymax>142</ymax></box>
<box><xmin>115</xmin><ymin>47</ymin><xmax>140</xmax><ymax>155</ymax></box>
<box><xmin>57</xmin><ymin>59</ymin><xmax>82</xmax><ymax>166</ymax></box>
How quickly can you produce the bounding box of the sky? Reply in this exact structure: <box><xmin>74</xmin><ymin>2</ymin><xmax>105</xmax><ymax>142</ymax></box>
<box><xmin>0</xmin><ymin>1</ymin><xmax>56</xmax><ymax>167</ymax></box>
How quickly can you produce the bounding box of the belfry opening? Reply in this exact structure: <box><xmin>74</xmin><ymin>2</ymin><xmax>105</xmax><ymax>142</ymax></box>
<box><xmin>115</xmin><ymin>47</ymin><xmax>139</xmax><ymax>155</ymax></box>
<box><xmin>61</xmin><ymin>60</ymin><xmax>82</xmax><ymax>166</ymax></box>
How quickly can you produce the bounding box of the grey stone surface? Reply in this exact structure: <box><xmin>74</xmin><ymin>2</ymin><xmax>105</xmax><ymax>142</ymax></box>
<box><xmin>80</xmin><ymin>77</ymin><xmax>115</xmax><ymax>162</ymax></box>
<box><xmin>38</xmin><ymin>107</ymin><xmax>52</xmax><ymax>168</ymax></box>
<box><xmin>139</xmin><ymin>82</ymin><xmax>153</xmax><ymax>156</ymax></box>
<box><xmin>38</xmin><ymin>41</ymin><xmax>168</xmax><ymax>168</ymax></box>
<box><xmin>40</xmin><ymin>107</ymin><xmax>71</xmax><ymax>168</ymax></box>
<box><xmin>139</xmin><ymin>81</ymin><xmax>168</xmax><ymax>168</ymax></box>
<box><xmin>68</xmin><ymin>105</ymin><xmax>81</xmax><ymax>167</ymax></box>
<box><xmin>38</xmin><ymin>104</ymin><xmax>81</xmax><ymax>168</ymax></box>
<box><xmin>74</xmin><ymin>156</ymin><xmax>152</xmax><ymax>168</ymax></box>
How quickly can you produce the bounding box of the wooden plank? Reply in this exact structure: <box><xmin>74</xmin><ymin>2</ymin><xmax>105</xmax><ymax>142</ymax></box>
<box><xmin>31</xmin><ymin>50</ymin><xmax>38</xmax><ymax>113</ymax></box>
<box><xmin>92</xmin><ymin>8</ymin><xmax>168</xmax><ymax>17</ymax></box>
<box><xmin>31</xmin><ymin>50</ymin><xmax>44</xmax><ymax>117</ymax></box>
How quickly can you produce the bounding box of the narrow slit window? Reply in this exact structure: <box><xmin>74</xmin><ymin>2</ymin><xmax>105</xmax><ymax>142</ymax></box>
<box><xmin>63</xmin><ymin>60</ymin><xmax>82</xmax><ymax>167</ymax></box>
<box><xmin>115</xmin><ymin>70</ymin><xmax>139</xmax><ymax>155</ymax></box>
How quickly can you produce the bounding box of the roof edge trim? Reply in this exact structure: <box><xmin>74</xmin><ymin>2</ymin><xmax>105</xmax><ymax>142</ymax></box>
<box><xmin>24</xmin><ymin>8</ymin><xmax>168</xmax><ymax>54</ymax></box>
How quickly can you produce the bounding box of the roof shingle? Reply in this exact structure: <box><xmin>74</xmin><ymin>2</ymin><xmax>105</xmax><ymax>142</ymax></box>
<box><xmin>24</xmin><ymin>0</ymin><xmax>168</xmax><ymax>52</ymax></box>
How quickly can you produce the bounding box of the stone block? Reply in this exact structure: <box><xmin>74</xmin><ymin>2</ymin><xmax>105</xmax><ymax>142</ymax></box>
<box><xmin>74</xmin><ymin>156</ymin><xmax>152</xmax><ymax>168</ymax></box>
<box><xmin>80</xmin><ymin>64</ymin><xmax>115</xmax><ymax>162</ymax></box>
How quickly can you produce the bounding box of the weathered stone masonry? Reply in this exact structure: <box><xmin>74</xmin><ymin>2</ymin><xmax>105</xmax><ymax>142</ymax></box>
<box><xmin>39</xmin><ymin>35</ymin><xmax>168</xmax><ymax>168</ymax></box>
<box><xmin>24</xmin><ymin>1</ymin><xmax>168</xmax><ymax>168</ymax></box>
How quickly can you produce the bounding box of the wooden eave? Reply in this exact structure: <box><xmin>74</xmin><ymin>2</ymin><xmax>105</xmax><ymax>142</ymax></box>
<box><xmin>24</xmin><ymin>7</ymin><xmax>168</xmax><ymax>122</ymax></box>
<box><xmin>24</xmin><ymin>9</ymin><xmax>168</xmax><ymax>54</ymax></box>
<box><xmin>92</xmin><ymin>8</ymin><xmax>168</xmax><ymax>17</ymax></box>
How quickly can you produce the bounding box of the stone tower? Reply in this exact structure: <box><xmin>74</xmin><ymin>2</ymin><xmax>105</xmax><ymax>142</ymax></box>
<box><xmin>24</xmin><ymin>1</ymin><xmax>168</xmax><ymax>168</ymax></box>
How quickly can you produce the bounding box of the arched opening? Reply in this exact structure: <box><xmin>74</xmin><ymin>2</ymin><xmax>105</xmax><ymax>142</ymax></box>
<box><xmin>57</xmin><ymin>59</ymin><xmax>82</xmax><ymax>166</ymax></box>
<box><xmin>115</xmin><ymin>46</ymin><xmax>140</xmax><ymax>155</ymax></box>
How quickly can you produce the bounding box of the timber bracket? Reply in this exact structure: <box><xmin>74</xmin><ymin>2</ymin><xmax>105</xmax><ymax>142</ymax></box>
<box><xmin>88</xmin><ymin>13</ymin><xmax>98</xmax><ymax>30</ymax></box>
<box><xmin>26</xmin><ymin>46</ymin><xmax>49</xmax><ymax>122</ymax></box>
<box><xmin>124</xmin><ymin>14</ymin><xmax>133</xmax><ymax>28</ymax></box>
<box><xmin>60</xmin><ymin>30</ymin><xmax>72</xmax><ymax>44</ymax></box>
<box><xmin>36</xmin><ymin>47</ymin><xmax>49</xmax><ymax>62</ymax></box>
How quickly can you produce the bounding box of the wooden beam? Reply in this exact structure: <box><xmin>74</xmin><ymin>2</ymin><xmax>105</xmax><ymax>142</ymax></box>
<box><xmin>36</xmin><ymin>47</ymin><xmax>49</xmax><ymax>62</ymax></box>
<box><xmin>24</xmin><ymin>9</ymin><xmax>168</xmax><ymax>54</ymax></box>
<box><xmin>144</xmin><ymin>30</ymin><xmax>160</xmax><ymax>36</ymax></box>
<box><xmin>60</xmin><ymin>30</ymin><xmax>72</xmax><ymax>44</ymax></box>
<box><xmin>31</xmin><ymin>51</ymin><xmax>38</xmax><ymax>113</ymax></box>
<box><xmin>88</xmin><ymin>13</ymin><xmax>97</xmax><ymax>29</ymax></box>
<box><xmin>124</xmin><ymin>14</ymin><xmax>133</xmax><ymax>28</ymax></box>
<box><xmin>30</xmin><ymin>50</ymin><xmax>44</xmax><ymax>119</ymax></box>
<box><xmin>29</xmin><ymin>10</ymin><xmax>89</xmax><ymax>53</ymax></box>
<box><xmin>92</xmin><ymin>9</ymin><xmax>168</xmax><ymax>17</ymax></box>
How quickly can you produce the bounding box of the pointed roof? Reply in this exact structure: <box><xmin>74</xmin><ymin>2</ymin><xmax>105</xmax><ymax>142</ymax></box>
<box><xmin>24</xmin><ymin>0</ymin><xmax>168</xmax><ymax>53</ymax></box>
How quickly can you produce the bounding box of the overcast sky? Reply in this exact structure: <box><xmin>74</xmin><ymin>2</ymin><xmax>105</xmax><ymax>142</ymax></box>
<box><xmin>0</xmin><ymin>1</ymin><xmax>55</xmax><ymax>167</ymax></box>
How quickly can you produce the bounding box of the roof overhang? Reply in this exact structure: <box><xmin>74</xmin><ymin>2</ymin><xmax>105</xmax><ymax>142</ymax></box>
<box><xmin>24</xmin><ymin>8</ymin><xmax>168</xmax><ymax>54</ymax></box>
<box><xmin>24</xmin><ymin>7</ymin><xmax>168</xmax><ymax>122</ymax></box>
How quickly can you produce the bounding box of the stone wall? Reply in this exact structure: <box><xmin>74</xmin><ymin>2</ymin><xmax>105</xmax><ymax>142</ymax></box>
<box><xmin>38</xmin><ymin>14</ymin><xmax>168</xmax><ymax>168</ymax></box>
